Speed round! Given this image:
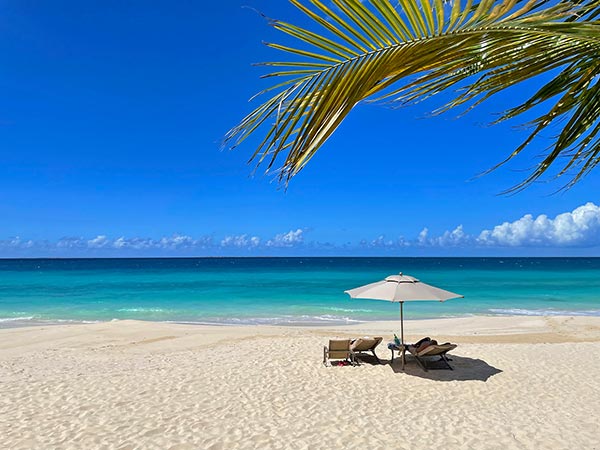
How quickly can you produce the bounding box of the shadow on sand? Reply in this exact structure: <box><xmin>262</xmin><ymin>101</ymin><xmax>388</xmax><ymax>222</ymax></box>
<box><xmin>354</xmin><ymin>353</ymin><xmax>386</xmax><ymax>366</ymax></box>
<box><xmin>389</xmin><ymin>355</ymin><xmax>502</xmax><ymax>382</ymax></box>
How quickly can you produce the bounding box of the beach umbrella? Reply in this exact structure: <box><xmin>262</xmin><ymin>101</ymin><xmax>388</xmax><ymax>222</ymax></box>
<box><xmin>344</xmin><ymin>273</ymin><xmax>463</xmax><ymax>368</ymax></box>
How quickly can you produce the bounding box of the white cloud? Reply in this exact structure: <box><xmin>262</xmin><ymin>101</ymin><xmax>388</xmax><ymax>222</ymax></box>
<box><xmin>221</xmin><ymin>234</ymin><xmax>261</xmax><ymax>248</ymax></box>
<box><xmin>159</xmin><ymin>234</ymin><xmax>207</xmax><ymax>249</ymax></box>
<box><xmin>112</xmin><ymin>236</ymin><xmax>150</xmax><ymax>250</ymax></box>
<box><xmin>88</xmin><ymin>235</ymin><xmax>110</xmax><ymax>248</ymax></box>
<box><xmin>3</xmin><ymin>234</ymin><xmax>214</xmax><ymax>253</ymax></box>
<box><xmin>477</xmin><ymin>202</ymin><xmax>600</xmax><ymax>247</ymax></box>
<box><xmin>417</xmin><ymin>228</ymin><xmax>429</xmax><ymax>245</ymax></box>
<box><xmin>107</xmin><ymin>234</ymin><xmax>210</xmax><ymax>250</ymax></box>
<box><xmin>370</xmin><ymin>235</ymin><xmax>394</xmax><ymax>248</ymax></box>
<box><xmin>0</xmin><ymin>237</ymin><xmax>37</xmax><ymax>250</ymax></box>
<box><xmin>266</xmin><ymin>229</ymin><xmax>304</xmax><ymax>247</ymax></box>
<box><xmin>360</xmin><ymin>235</ymin><xmax>408</xmax><ymax>248</ymax></box>
<box><xmin>0</xmin><ymin>236</ymin><xmax>36</xmax><ymax>251</ymax></box>
<box><xmin>2</xmin><ymin>204</ymin><xmax>599</xmax><ymax>256</ymax></box>
<box><xmin>56</xmin><ymin>237</ymin><xmax>86</xmax><ymax>249</ymax></box>
<box><xmin>424</xmin><ymin>225</ymin><xmax>471</xmax><ymax>247</ymax></box>
<box><xmin>361</xmin><ymin>203</ymin><xmax>600</xmax><ymax>249</ymax></box>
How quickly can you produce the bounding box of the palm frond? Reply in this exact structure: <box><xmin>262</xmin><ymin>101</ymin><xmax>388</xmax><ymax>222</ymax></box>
<box><xmin>225</xmin><ymin>0</ymin><xmax>600</xmax><ymax>190</ymax></box>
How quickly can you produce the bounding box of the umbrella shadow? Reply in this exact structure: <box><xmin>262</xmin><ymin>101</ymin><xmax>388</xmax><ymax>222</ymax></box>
<box><xmin>390</xmin><ymin>355</ymin><xmax>502</xmax><ymax>382</ymax></box>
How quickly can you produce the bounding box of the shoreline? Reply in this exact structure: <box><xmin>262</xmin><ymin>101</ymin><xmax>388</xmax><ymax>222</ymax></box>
<box><xmin>2</xmin><ymin>314</ymin><xmax>600</xmax><ymax>345</ymax></box>
<box><xmin>2</xmin><ymin>308</ymin><xmax>600</xmax><ymax>328</ymax></box>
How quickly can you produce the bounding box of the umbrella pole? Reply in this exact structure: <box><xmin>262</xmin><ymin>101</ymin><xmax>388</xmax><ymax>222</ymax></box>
<box><xmin>400</xmin><ymin>301</ymin><xmax>405</xmax><ymax>370</ymax></box>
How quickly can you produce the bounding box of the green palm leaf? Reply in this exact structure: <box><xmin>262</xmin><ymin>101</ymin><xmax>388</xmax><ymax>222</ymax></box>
<box><xmin>225</xmin><ymin>0</ymin><xmax>600</xmax><ymax>190</ymax></box>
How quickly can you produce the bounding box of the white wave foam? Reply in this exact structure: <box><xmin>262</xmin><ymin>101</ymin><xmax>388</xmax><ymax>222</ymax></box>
<box><xmin>166</xmin><ymin>320</ymin><xmax>241</xmax><ymax>327</ymax></box>
<box><xmin>488</xmin><ymin>308</ymin><xmax>600</xmax><ymax>317</ymax></box>
<box><xmin>0</xmin><ymin>317</ymin><xmax>101</xmax><ymax>329</ymax></box>
<box><xmin>166</xmin><ymin>314</ymin><xmax>362</xmax><ymax>326</ymax></box>
<box><xmin>325</xmin><ymin>307</ymin><xmax>374</xmax><ymax>313</ymax></box>
<box><xmin>50</xmin><ymin>319</ymin><xmax>101</xmax><ymax>324</ymax></box>
<box><xmin>0</xmin><ymin>316</ymin><xmax>102</xmax><ymax>323</ymax></box>
<box><xmin>0</xmin><ymin>316</ymin><xmax>34</xmax><ymax>322</ymax></box>
<box><xmin>117</xmin><ymin>308</ymin><xmax>166</xmax><ymax>313</ymax></box>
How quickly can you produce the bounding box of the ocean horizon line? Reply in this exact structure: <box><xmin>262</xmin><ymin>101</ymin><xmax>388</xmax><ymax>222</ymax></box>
<box><xmin>1</xmin><ymin>255</ymin><xmax>600</xmax><ymax>260</ymax></box>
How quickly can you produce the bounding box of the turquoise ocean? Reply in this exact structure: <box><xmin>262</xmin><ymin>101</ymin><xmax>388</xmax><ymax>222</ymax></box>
<box><xmin>1</xmin><ymin>257</ymin><xmax>599</xmax><ymax>328</ymax></box>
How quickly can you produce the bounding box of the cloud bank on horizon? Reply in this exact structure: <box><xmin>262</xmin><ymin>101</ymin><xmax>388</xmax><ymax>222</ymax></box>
<box><xmin>1</xmin><ymin>203</ymin><xmax>599</xmax><ymax>256</ymax></box>
<box><xmin>418</xmin><ymin>202</ymin><xmax>600</xmax><ymax>248</ymax></box>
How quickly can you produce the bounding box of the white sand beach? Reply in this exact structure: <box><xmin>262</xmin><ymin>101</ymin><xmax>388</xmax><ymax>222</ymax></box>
<box><xmin>1</xmin><ymin>316</ymin><xmax>600</xmax><ymax>450</ymax></box>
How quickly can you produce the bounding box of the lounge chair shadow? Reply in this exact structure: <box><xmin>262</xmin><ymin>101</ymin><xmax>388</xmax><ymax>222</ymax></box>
<box><xmin>389</xmin><ymin>355</ymin><xmax>502</xmax><ymax>382</ymax></box>
<box><xmin>354</xmin><ymin>354</ymin><xmax>384</xmax><ymax>365</ymax></box>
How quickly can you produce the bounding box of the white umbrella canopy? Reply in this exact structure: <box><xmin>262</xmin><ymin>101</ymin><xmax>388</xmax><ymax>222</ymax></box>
<box><xmin>345</xmin><ymin>273</ymin><xmax>462</xmax><ymax>303</ymax></box>
<box><xmin>344</xmin><ymin>272</ymin><xmax>463</xmax><ymax>367</ymax></box>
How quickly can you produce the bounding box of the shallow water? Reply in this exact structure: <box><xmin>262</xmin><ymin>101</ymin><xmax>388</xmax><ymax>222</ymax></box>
<box><xmin>0</xmin><ymin>257</ymin><xmax>599</xmax><ymax>327</ymax></box>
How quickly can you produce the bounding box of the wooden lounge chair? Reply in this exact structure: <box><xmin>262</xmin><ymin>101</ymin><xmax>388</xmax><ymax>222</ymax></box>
<box><xmin>350</xmin><ymin>336</ymin><xmax>383</xmax><ymax>364</ymax></box>
<box><xmin>323</xmin><ymin>339</ymin><xmax>355</xmax><ymax>366</ymax></box>
<box><xmin>406</xmin><ymin>342</ymin><xmax>457</xmax><ymax>371</ymax></box>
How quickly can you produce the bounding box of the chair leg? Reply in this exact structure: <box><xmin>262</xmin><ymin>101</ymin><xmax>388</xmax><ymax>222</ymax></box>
<box><xmin>371</xmin><ymin>350</ymin><xmax>381</xmax><ymax>364</ymax></box>
<box><xmin>414</xmin><ymin>355</ymin><xmax>428</xmax><ymax>372</ymax></box>
<box><xmin>440</xmin><ymin>354</ymin><xmax>453</xmax><ymax>370</ymax></box>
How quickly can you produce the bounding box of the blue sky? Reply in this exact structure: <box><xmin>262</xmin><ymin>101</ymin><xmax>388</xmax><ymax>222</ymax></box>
<box><xmin>1</xmin><ymin>0</ymin><xmax>599</xmax><ymax>257</ymax></box>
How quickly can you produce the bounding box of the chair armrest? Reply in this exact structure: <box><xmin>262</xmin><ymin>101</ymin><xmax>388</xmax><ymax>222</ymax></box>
<box><xmin>406</xmin><ymin>345</ymin><xmax>418</xmax><ymax>356</ymax></box>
